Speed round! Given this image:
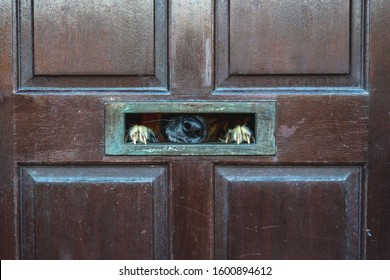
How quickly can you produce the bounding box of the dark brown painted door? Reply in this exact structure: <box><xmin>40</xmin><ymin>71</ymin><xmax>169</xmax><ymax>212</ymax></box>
<box><xmin>1</xmin><ymin>0</ymin><xmax>389</xmax><ymax>259</ymax></box>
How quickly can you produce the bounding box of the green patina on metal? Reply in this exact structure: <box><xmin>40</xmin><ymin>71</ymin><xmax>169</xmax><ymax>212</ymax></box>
<box><xmin>105</xmin><ymin>101</ymin><xmax>276</xmax><ymax>156</ymax></box>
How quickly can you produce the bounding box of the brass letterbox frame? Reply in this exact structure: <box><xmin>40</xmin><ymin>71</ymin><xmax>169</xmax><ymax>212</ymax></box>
<box><xmin>105</xmin><ymin>101</ymin><xmax>276</xmax><ymax>156</ymax></box>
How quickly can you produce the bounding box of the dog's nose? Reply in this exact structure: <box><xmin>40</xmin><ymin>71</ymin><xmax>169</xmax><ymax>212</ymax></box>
<box><xmin>162</xmin><ymin>115</ymin><xmax>207</xmax><ymax>144</ymax></box>
<box><xmin>182</xmin><ymin>117</ymin><xmax>205</xmax><ymax>137</ymax></box>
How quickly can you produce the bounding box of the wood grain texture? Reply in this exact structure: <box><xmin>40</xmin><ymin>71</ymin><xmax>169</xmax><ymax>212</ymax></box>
<box><xmin>0</xmin><ymin>99</ymin><xmax>17</xmax><ymax>260</ymax></box>
<box><xmin>169</xmin><ymin>161</ymin><xmax>214</xmax><ymax>259</ymax></box>
<box><xmin>20</xmin><ymin>166</ymin><xmax>168</xmax><ymax>259</ymax></box>
<box><xmin>230</xmin><ymin>0</ymin><xmax>350</xmax><ymax>75</ymax></box>
<box><xmin>19</xmin><ymin>0</ymin><xmax>34</xmax><ymax>86</ymax></box>
<box><xmin>33</xmin><ymin>0</ymin><xmax>154</xmax><ymax>75</ymax></box>
<box><xmin>215</xmin><ymin>166</ymin><xmax>361</xmax><ymax>259</ymax></box>
<box><xmin>0</xmin><ymin>0</ymin><xmax>13</xmax><ymax>98</ymax></box>
<box><xmin>216</xmin><ymin>0</ymin><xmax>363</xmax><ymax>88</ymax></box>
<box><xmin>2</xmin><ymin>0</ymin><xmax>388</xmax><ymax>260</ymax></box>
<box><xmin>367</xmin><ymin>0</ymin><xmax>390</xmax><ymax>259</ymax></box>
<box><xmin>170</xmin><ymin>0</ymin><xmax>214</xmax><ymax>96</ymax></box>
<box><xmin>13</xmin><ymin>94</ymin><xmax>367</xmax><ymax>164</ymax></box>
<box><xmin>18</xmin><ymin>0</ymin><xmax>168</xmax><ymax>89</ymax></box>
<box><xmin>0</xmin><ymin>0</ymin><xmax>18</xmax><ymax>259</ymax></box>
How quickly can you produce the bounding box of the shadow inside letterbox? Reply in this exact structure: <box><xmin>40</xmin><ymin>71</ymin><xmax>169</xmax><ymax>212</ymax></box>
<box><xmin>124</xmin><ymin>113</ymin><xmax>256</xmax><ymax>144</ymax></box>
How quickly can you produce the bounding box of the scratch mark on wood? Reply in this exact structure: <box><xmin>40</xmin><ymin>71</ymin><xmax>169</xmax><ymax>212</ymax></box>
<box><xmin>59</xmin><ymin>226</ymin><xmax>80</xmax><ymax>242</ymax></box>
<box><xmin>336</xmin><ymin>123</ymin><xmax>348</xmax><ymax>148</ymax></box>
<box><xmin>193</xmin><ymin>232</ymin><xmax>200</xmax><ymax>249</ymax></box>
<box><xmin>175</xmin><ymin>203</ymin><xmax>211</xmax><ymax>220</ymax></box>
<box><xmin>336</xmin><ymin>123</ymin><xmax>344</xmax><ymax>140</ymax></box>
<box><xmin>204</xmin><ymin>37</ymin><xmax>212</xmax><ymax>86</ymax></box>
<box><xmin>320</xmin><ymin>236</ymin><xmax>339</xmax><ymax>242</ymax></box>
<box><xmin>375</xmin><ymin>143</ymin><xmax>384</xmax><ymax>151</ymax></box>
<box><xmin>260</xmin><ymin>225</ymin><xmax>284</xmax><ymax>230</ymax></box>
<box><xmin>236</xmin><ymin>253</ymin><xmax>262</xmax><ymax>259</ymax></box>
<box><xmin>245</xmin><ymin>226</ymin><xmax>258</xmax><ymax>233</ymax></box>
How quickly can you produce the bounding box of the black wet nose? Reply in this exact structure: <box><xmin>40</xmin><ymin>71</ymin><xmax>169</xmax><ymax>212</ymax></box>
<box><xmin>162</xmin><ymin>115</ymin><xmax>208</xmax><ymax>144</ymax></box>
<box><xmin>183</xmin><ymin>120</ymin><xmax>193</xmax><ymax>131</ymax></box>
<box><xmin>182</xmin><ymin>117</ymin><xmax>205</xmax><ymax>137</ymax></box>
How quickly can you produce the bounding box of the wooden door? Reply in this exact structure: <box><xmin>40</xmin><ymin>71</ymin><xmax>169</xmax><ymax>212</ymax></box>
<box><xmin>1</xmin><ymin>0</ymin><xmax>389</xmax><ymax>259</ymax></box>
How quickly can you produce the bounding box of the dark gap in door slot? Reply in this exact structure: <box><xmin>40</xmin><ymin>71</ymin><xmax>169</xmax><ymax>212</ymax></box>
<box><xmin>125</xmin><ymin>113</ymin><xmax>256</xmax><ymax>144</ymax></box>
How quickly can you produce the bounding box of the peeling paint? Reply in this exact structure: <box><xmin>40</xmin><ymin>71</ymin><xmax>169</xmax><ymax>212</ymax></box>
<box><xmin>278</xmin><ymin>125</ymin><xmax>299</xmax><ymax>138</ymax></box>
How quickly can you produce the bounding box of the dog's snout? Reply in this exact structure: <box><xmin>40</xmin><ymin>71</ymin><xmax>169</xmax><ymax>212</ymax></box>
<box><xmin>162</xmin><ymin>115</ymin><xmax>207</xmax><ymax>144</ymax></box>
<box><xmin>182</xmin><ymin>117</ymin><xmax>204</xmax><ymax>136</ymax></box>
<box><xmin>182</xmin><ymin>119</ymin><xmax>193</xmax><ymax>131</ymax></box>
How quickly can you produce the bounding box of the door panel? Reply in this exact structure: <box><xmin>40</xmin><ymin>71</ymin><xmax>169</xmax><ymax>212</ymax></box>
<box><xmin>216</xmin><ymin>0</ymin><xmax>363</xmax><ymax>88</ymax></box>
<box><xmin>215</xmin><ymin>166</ymin><xmax>361</xmax><ymax>259</ymax></box>
<box><xmin>34</xmin><ymin>0</ymin><xmax>154</xmax><ymax>75</ymax></box>
<box><xmin>19</xmin><ymin>0</ymin><xmax>168</xmax><ymax>89</ymax></box>
<box><xmin>20</xmin><ymin>166</ymin><xmax>168</xmax><ymax>259</ymax></box>
<box><xmin>229</xmin><ymin>0</ymin><xmax>349</xmax><ymax>75</ymax></box>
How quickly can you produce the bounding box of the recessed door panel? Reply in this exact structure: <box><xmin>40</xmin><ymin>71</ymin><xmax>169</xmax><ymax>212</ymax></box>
<box><xmin>216</xmin><ymin>0</ymin><xmax>363</xmax><ymax>88</ymax></box>
<box><xmin>215</xmin><ymin>166</ymin><xmax>361</xmax><ymax>259</ymax></box>
<box><xmin>18</xmin><ymin>0</ymin><xmax>168</xmax><ymax>89</ymax></box>
<box><xmin>20</xmin><ymin>166</ymin><xmax>168</xmax><ymax>259</ymax></box>
<box><xmin>34</xmin><ymin>0</ymin><xmax>154</xmax><ymax>76</ymax></box>
<box><xmin>230</xmin><ymin>0</ymin><xmax>350</xmax><ymax>75</ymax></box>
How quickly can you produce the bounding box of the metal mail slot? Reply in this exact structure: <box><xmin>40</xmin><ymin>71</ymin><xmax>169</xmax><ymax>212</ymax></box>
<box><xmin>105</xmin><ymin>101</ymin><xmax>276</xmax><ymax>156</ymax></box>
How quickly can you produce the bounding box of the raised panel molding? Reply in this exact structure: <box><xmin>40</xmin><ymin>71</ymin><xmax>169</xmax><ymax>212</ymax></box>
<box><xmin>215</xmin><ymin>166</ymin><xmax>361</xmax><ymax>259</ymax></box>
<box><xmin>216</xmin><ymin>0</ymin><xmax>364</xmax><ymax>88</ymax></box>
<box><xmin>18</xmin><ymin>0</ymin><xmax>168</xmax><ymax>90</ymax></box>
<box><xmin>20</xmin><ymin>166</ymin><xmax>168</xmax><ymax>259</ymax></box>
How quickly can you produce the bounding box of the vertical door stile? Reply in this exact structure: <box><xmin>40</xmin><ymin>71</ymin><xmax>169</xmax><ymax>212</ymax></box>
<box><xmin>169</xmin><ymin>0</ymin><xmax>214</xmax><ymax>97</ymax></box>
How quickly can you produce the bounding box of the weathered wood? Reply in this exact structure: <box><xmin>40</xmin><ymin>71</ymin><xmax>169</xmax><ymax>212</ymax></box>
<box><xmin>0</xmin><ymin>0</ymin><xmax>18</xmax><ymax>259</ymax></box>
<box><xmin>1</xmin><ymin>0</ymin><xmax>388</xmax><ymax>260</ymax></box>
<box><xmin>215</xmin><ymin>166</ymin><xmax>361</xmax><ymax>260</ymax></box>
<box><xmin>170</xmin><ymin>0</ymin><xmax>214</xmax><ymax>96</ymax></box>
<box><xmin>20</xmin><ymin>166</ymin><xmax>168</xmax><ymax>259</ymax></box>
<box><xmin>34</xmin><ymin>0</ymin><xmax>154</xmax><ymax>75</ymax></box>
<box><xmin>169</xmin><ymin>161</ymin><xmax>214</xmax><ymax>259</ymax></box>
<box><xmin>18</xmin><ymin>0</ymin><xmax>168</xmax><ymax>89</ymax></box>
<box><xmin>230</xmin><ymin>0</ymin><xmax>350</xmax><ymax>74</ymax></box>
<box><xmin>367</xmin><ymin>0</ymin><xmax>390</xmax><ymax>259</ymax></box>
<box><xmin>13</xmin><ymin>95</ymin><xmax>367</xmax><ymax>163</ymax></box>
<box><xmin>216</xmin><ymin>0</ymin><xmax>363</xmax><ymax>88</ymax></box>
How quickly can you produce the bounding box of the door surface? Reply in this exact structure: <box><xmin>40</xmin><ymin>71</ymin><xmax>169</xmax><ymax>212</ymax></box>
<box><xmin>1</xmin><ymin>0</ymin><xmax>389</xmax><ymax>259</ymax></box>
